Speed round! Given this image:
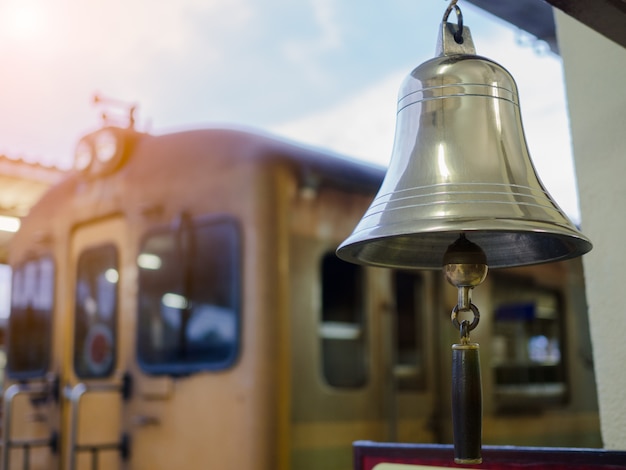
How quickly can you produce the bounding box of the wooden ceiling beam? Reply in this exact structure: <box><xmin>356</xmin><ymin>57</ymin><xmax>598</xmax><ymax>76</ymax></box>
<box><xmin>465</xmin><ymin>0</ymin><xmax>626</xmax><ymax>52</ymax></box>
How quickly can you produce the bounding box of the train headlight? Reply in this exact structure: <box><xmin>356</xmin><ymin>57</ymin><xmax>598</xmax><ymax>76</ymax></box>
<box><xmin>74</xmin><ymin>140</ymin><xmax>93</xmax><ymax>171</ymax></box>
<box><xmin>73</xmin><ymin>126</ymin><xmax>138</xmax><ymax>175</ymax></box>
<box><xmin>94</xmin><ymin>129</ymin><xmax>118</xmax><ymax>163</ymax></box>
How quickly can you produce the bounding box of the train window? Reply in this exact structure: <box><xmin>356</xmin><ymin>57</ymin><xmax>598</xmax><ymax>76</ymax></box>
<box><xmin>137</xmin><ymin>217</ymin><xmax>240</xmax><ymax>374</ymax></box>
<box><xmin>394</xmin><ymin>271</ymin><xmax>425</xmax><ymax>390</ymax></box>
<box><xmin>74</xmin><ymin>245</ymin><xmax>118</xmax><ymax>378</ymax></box>
<box><xmin>320</xmin><ymin>253</ymin><xmax>367</xmax><ymax>388</ymax></box>
<box><xmin>491</xmin><ymin>277</ymin><xmax>567</xmax><ymax>408</ymax></box>
<box><xmin>7</xmin><ymin>257</ymin><xmax>54</xmax><ymax>379</ymax></box>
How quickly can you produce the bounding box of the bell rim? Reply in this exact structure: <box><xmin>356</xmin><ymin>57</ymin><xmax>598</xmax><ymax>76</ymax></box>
<box><xmin>337</xmin><ymin>220</ymin><xmax>592</xmax><ymax>270</ymax></box>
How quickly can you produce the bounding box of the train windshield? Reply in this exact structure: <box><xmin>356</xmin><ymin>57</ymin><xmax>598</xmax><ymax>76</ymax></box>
<box><xmin>7</xmin><ymin>256</ymin><xmax>55</xmax><ymax>378</ymax></box>
<box><xmin>137</xmin><ymin>216</ymin><xmax>240</xmax><ymax>374</ymax></box>
<box><xmin>74</xmin><ymin>244</ymin><xmax>119</xmax><ymax>378</ymax></box>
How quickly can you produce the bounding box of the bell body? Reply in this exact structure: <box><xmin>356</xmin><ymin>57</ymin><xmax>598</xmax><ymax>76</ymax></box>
<box><xmin>337</xmin><ymin>25</ymin><xmax>591</xmax><ymax>269</ymax></box>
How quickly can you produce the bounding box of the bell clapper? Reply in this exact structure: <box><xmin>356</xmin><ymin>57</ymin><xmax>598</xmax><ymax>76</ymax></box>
<box><xmin>443</xmin><ymin>234</ymin><xmax>487</xmax><ymax>465</ymax></box>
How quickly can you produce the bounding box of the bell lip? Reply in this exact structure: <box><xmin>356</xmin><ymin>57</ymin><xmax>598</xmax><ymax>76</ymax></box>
<box><xmin>336</xmin><ymin>221</ymin><xmax>592</xmax><ymax>270</ymax></box>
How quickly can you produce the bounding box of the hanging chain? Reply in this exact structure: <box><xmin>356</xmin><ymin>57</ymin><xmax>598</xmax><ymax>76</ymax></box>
<box><xmin>451</xmin><ymin>303</ymin><xmax>480</xmax><ymax>343</ymax></box>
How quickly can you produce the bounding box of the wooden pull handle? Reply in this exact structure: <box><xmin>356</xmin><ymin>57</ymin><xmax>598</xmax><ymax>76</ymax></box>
<box><xmin>452</xmin><ymin>342</ymin><xmax>482</xmax><ymax>465</ymax></box>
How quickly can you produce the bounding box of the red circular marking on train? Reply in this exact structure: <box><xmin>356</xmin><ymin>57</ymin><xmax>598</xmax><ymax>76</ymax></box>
<box><xmin>90</xmin><ymin>330</ymin><xmax>110</xmax><ymax>364</ymax></box>
<box><xmin>84</xmin><ymin>324</ymin><xmax>114</xmax><ymax>374</ymax></box>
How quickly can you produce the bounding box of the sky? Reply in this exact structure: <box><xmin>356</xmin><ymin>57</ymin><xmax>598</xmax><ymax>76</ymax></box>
<box><xmin>0</xmin><ymin>0</ymin><xmax>580</xmax><ymax>223</ymax></box>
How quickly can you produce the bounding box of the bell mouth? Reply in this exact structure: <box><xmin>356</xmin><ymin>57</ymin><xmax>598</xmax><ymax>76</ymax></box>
<box><xmin>336</xmin><ymin>221</ymin><xmax>592</xmax><ymax>270</ymax></box>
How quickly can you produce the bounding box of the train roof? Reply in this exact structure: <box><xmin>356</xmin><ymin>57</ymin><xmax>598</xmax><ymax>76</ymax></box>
<box><xmin>62</xmin><ymin>125</ymin><xmax>384</xmax><ymax>191</ymax></box>
<box><xmin>16</xmin><ymin>126</ymin><xmax>384</xmax><ymax>249</ymax></box>
<box><xmin>132</xmin><ymin>126</ymin><xmax>385</xmax><ymax>192</ymax></box>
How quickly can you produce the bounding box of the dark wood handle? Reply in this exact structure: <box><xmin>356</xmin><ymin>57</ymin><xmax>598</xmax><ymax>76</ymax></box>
<box><xmin>452</xmin><ymin>342</ymin><xmax>482</xmax><ymax>465</ymax></box>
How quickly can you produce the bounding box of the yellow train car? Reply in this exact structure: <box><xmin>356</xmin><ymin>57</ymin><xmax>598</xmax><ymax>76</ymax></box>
<box><xmin>1</xmin><ymin>125</ymin><xmax>600</xmax><ymax>470</ymax></box>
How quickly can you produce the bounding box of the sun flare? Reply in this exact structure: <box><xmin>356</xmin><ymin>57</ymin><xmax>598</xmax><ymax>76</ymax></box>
<box><xmin>5</xmin><ymin>1</ymin><xmax>44</xmax><ymax>40</ymax></box>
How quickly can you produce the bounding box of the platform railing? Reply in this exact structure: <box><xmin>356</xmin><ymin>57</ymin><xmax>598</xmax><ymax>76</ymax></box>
<box><xmin>64</xmin><ymin>375</ymin><xmax>131</xmax><ymax>470</ymax></box>
<box><xmin>1</xmin><ymin>382</ymin><xmax>58</xmax><ymax>470</ymax></box>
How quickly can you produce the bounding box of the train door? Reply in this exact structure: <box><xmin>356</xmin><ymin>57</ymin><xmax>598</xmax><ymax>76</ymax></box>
<box><xmin>60</xmin><ymin>217</ymin><xmax>130</xmax><ymax>470</ymax></box>
<box><xmin>2</xmin><ymin>255</ymin><xmax>58</xmax><ymax>470</ymax></box>
<box><xmin>290</xmin><ymin>241</ymin><xmax>440</xmax><ymax>470</ymax></box>
<box><xmin>383</xmin><ymin>269</ymin><xmax>440</xmax><ymax>444</ymax></box>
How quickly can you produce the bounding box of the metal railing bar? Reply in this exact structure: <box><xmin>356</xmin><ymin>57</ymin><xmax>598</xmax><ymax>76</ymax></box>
<box><xmin>4</xmin><ymin>438</ymin><xmax>53</xmax><ymax>448</ymax></box>
<box><xmin>1</xmin><ymin>382</ymin><xmax>52</xmax><ymax>470</ymax></box>
<box><xmin>67</xmin><ymin>377</ymin><xmax>131</xmax><ymax>470</ymax></box>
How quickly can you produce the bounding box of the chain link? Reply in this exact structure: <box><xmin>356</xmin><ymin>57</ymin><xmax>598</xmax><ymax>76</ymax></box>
<box><xmin>451</xmin><ymin>303</ymin><xmax>480</xmax><ymax>342</ymax></box>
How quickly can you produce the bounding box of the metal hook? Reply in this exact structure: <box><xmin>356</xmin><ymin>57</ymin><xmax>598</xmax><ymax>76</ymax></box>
<box><xmin>442</xmin><ymin>0</ymin><xmax>464</xmax><ymax>44</ymax></box>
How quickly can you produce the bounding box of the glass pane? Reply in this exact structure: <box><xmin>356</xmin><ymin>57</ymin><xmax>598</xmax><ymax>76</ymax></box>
<box><xmin>0</xmin><ymin>264</ymin><xmax>12</xmax><ymax>321</ymax></box>
<box><xmin>320</xmin><ymin>253</ymin><xmax>367</xmax><ymax>388</ymax></box>
<box><xmin>491</xmin><ymin>276</ymin><xmax>566</xmax><ymax>407</ymax></box>
<box><xmin>7</xmin><ymin>257</ymin><xmax>54</xmax><ymax>378</ymax></box>
<box><xmin>394</xmin><ymin>270</ymin><xmax>425</xmax><ymax>390</ymax></box>
<box><xmin>137</xmin><ymin>217</ymin><xmax>240</xmax><ymax>374</ymax></box>
<box><xmin>74</xmin><ymin>245</ymin><xmax>118</xmax><ymax>378</ymax></box>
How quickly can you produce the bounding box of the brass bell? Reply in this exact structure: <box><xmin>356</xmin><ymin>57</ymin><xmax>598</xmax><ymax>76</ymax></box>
<box><xmin>337</xmin><ymin>18</ymin><xmax>591</xmax><ymax>270</ymax></box>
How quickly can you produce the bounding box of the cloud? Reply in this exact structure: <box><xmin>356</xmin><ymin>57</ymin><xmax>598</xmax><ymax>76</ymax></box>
<box><xmin>271</xmin><ymin>71</ymin><xmax>403</xmax><ymax>166</ymax></box>
<box><xmin>279</xmin><ymin>0</ymin><xmax>344</xmax><ymax>87</ymax></box>
<box><xmin>310</xmin><ymin>0</ymin><xmax>342</xmax><ymax>50</ymax></box>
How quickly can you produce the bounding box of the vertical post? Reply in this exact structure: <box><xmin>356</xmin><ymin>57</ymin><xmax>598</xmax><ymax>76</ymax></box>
<box><xmin>22</xmin><ymin>446</ymin><xmax>29</xmax><ymax>470</ymax></box>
